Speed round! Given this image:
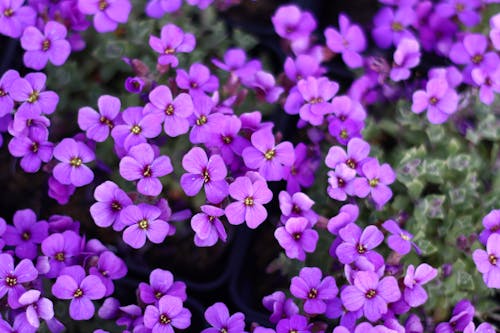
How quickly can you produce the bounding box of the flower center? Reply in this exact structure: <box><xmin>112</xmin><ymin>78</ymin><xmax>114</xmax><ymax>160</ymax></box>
<box><xmin>472</xmin><ymin>54</ymin><xmax>483</xmax><ymax>64</ymax></box>
<box><xmin>357</xmin><ymin>243</ymin><xmax>367</xmax><ymax>254</ymax></box>
<box><xmin>70</xmin><ymin>157</ymin><xmax>82</xmax><ymax>167</ymax></box>
<box><xmin>309</xmin><ymin>97</ymin><xmax>324</xmax><ymax>104</ymax></box>
<box><xmin>27</xmin><ymin>91</ymin><xmax>40</xmax><ymax>103</ymax></box>
<box><xmin>293</xmin><ymin>232</ymin><xmax>301</xmax><ymax>240</ymax></box>
<box><xmin>3</xmin><ymin>8</ymin><xmax>13</xmax><ymax>16</ymax></box>
<box><xmin>131</xmin><ymin>125</ymin><xmax>142</xmax><ymax>134</ymax></box>
<box><xmin>111</xmin><ymin>201</ymin><xmax>122</xmax><ymax>211</ymax></box>
<box><xmin>489</xmin><ymin>254</ymin><xmax>497</xmax><ymax>265</ymax></box>
<box><xmin>307</xmin><ymin>288</ymin><xmax>318</xmax><ymax>299</ymax></box>
<box><xmin>0</xmin><ymin>89</ymin><xmax>6</xmax><ymax>96</ymax></box>
<box><xmin>369</xmin><ymin>178</ymin><xmax>379</xmax><ymax>187</ymax></box>
<box><xmin>340</xmin><ymin>129</ymin><xmax>348</xmax><ymax>139</ymax></box>
<box><xmin>164</xmin><ymin>48</ymin><xmax>175</xmax><ymax>55</ymax></box>
<box><xmin>292</xmin><ymin>205</ymin><xmax>301</xmax><ymax>214</ymax></box>
<box><xmin>138</xmin><ymin>219</ymin><xmax>149</xmax><ymax>230</ymax></box>
<box><xmin>100</xmin><ymin>116</ymin><xmax>114</xmax><ymax>128</ymax></box>
<box><xmin>31</xmin><ymin>142</ymin><xmax>39</xmax><ymax>153</ymax></box>
<box><xmin>190</xmin><ymin>82</ymin><xmax>198</xmax><ymax>89</ymax></box>
<box><xmin>165</xmin><ymin>104</ymin><xmax>174</xmax><ymax>115</ymax></box>
<box><xmin>73</xmin><ymin>288</ymin><xmax>83</xmax><ymax>298</ymax></box>
<box><xmin>55</xmin><ymin>252</ymin><xmax>65</xmax><ymax>261</ymax></box>
<box><xmin>401</xmin><ymin>233</ymin><xmax>410</xmax><ymax>241</ymax></box>
<box><xmin>5</xmin><ymin>275</ymin><xmax>17</xmax><ymax>287</ymax></box>
<box><xmin>42</xmin><ymin>39</ymin><xmax>51</xmax><ymax>51</ymax></box>
<box><xmin>391</xmin><ymin>21</ymin><xmax>403</xmax><ymax>32</ymax></box>
<box><xmin>220</xmin><ymin>328</ymin><xmax>228</xmax><ymax>333</ymax></box>
<box><xmin>365</xmin><ymin>289</ymin><xmax>377</xmax><ymax>299</ymax></box>
<box><xmin>22</xmin><ymin>231</ymin><xmax>31</xmax><ymax>240</ymax></box>
<box><xmin>244</xmin><ymin>197</ymin><xmax>254</xmax><ymax>206</ymax></box>
<box><xmin>202</xmin><ymin>169</ymin><xmax>210</xmax><ymax>183</ymax></box>
<box><xmin>337</xmin><ymin>177</ymin><xmax>345</xmax><ymax>188</ymax></box>
<box><xmin>159</xmin><ymin>314</ymin><xmax>171</xmax><ymax>325</ymax></box>
<box><xmin>264</xmin><ymin>149</ymin><xmax>276</xmax><ymax>160</ymax></box>
<box><xmin>208</xmin><ymin>216</ymin><xmax>215</xmax><ymax>222</ymax></box>
<box><xmin>222</xmin><ymin>135</ymin><xmax>232</xmax><ymax>144</ymax></box>
<box><xmin>143</xmin><ymin>165</ymin><xmax>152</xmax><ymax>177</ymax></box>
<box><xmin>155</xmin><ymin>291</ymin><xmax>163</xmax><ymax>299</ymax></box>
<box><xmin>455</xmin><ymin>2</ymin><xmax>465</xmax><ymax>12</ymax></box>
<box><xmin>98</xmin><ymin>0</ymin><xmax>108</xmax><ymax>10</ymax></box>
<box><xmin>196</xmin><ymin>115</ymin><xmax>207</xmax><ymax>126</ymax></box>
<box><xmin>491</xmin><ymin>225</ymin><xmax>500</xmax><ymax>232</ymax></box>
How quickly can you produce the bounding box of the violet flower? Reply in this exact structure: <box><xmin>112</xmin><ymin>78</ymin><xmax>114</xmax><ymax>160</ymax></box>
<box><xmin>78</xmin><ymin>0</ymin><xmax>131</xmax><ymax>33</ymax></box>
<box><xmin>284</xmin><ymin>55</ymin><xmax>324</xmax><ymax>82</ymax></box>
<box><xmin>90</xmin><ymin>181</ymin><xmax>132</xmax><ymax>229</ymax></box>
<box><xmin>139</xmin><ymin>269</ymin><xmax>187</xmax><ymax>305</ymax></box>
<box><xmin>124</xmin><ymin>76</ymin><xmax>145</xmax><ymax>94</ymax></box>
<box><xmin>471</xmin><ymin>63</ymin><xmax>500</xmax><ymax>105</ymax></box>
<box><xmin>0</xmin><ymin>0</ymin><xmax>36</xmax><ymax>38</ymax></box>
<box><xmin>242</xmin><ymin>128</ymin><xmax>294</xmax><ymax>181</ymax></box>
<box><xmin>435</xmin><ymin>0</ymin><xmax>481</xmax><ymax>27</ymax></box>
<box><xmin>78</xmin><ymin>95</ymin><xmax>121</xmax><ymax>142</ymax></box>
<box><xmin>0</xmin><ymin>314</ymin><xmax>36</xmax><ymax>333</ymax></box>
<box><xmin>271</xmin><ymin>5</ymin><xmax>316</xmax><ymax>41</ymax></box>
<box><xmin>3</xmin><ymin>208</ymin><xmax>48</xmax><ymax>259</ymax></box>
<box><xmin>225</xmin><ymin>175</ymin><xmax>272</xmax><ymax>229</ymax></box>
<box><xmin>390</xmin><ymin>38</ymin><xmax>421</xmax><ymax>82</ymax></box>
<box><xmin>202</xmin><ymin>302</ymin><xmax>246</xmax><ymax>333</ymax></box>
<box><xmin>41</xmin><ymin>230</ymin><xmax>82</xmax><ymax>278</ymax></box>
<box><xmin>189</xmin><ymin>94</ymin><xmax>221</xmax><ymax>145</ymax></box>
<box><xmin>335</xmin><ymin>224</ymin><xmax>384</xmax><ymax>265</ymax></box>
<box><xmin>411</xmin><ymin>78</ymin><xmax>459</xmax><ymax>124</ymax></box>
<box><xmin>89</xmin><ymin>251</ymin><xmax>127</xmax><ymax>296</ymax></box>
<box><xmin>325</xmin><ymin>14</ymin><xmax>366</xmax><ymax>68</ymax></box>
<box><xmin>282</xmin><ymin>143</ymin><xmax>316</xmax><ymax>194</ymax></box>
<box><xmin>180</xmin><ymin>147</ymin><xmax>228</xmax><ymax>204</ymax></box>
<box><xmin>20</xmin><ymin>21</ymin><xmax>71</xmax><ymax>70</ymax></box>
<box><xmin>0</xmin><ymin>253</ymin><xmax>38</xmax><ymax>309</ymax></box>
<box><xmin>0</xmin><ymin>69</ymin><xmax>19</xmax><ymax>117</ymax></box>
<box><xmin>354</xmin><ymin>158</ymin><xmax>396</xmax><ymax>208</ymax></box>
<box><xmin>262</xmin><ymin>291</ymin><xmax>299</xmax><ymax>324</ymax></box>
<box><xmin>328</xmin><ymin>118</ymin><xmax>363</xmax><ymax>145</ymax></box>
<box><xmin>207</xmin><ymin>115</ymin><xmax>248</xmax><ymax>164</ymax></box>
<box><xmin>327</xmin><ymin>163</ymin><xmax>357</xmax><ymax>201</ymax></box>
<box><xmin>149</xmin><ymin>23</ymin><xmax>196</xmax><ymax>68</ymax></box>
<box><xmin>341</xmin><ymin>271</ymin><xmax>401</xmax><ymax>322</ymax></box>
<box><xmin>17</xmin><ymin>289</ymin><xmax>54</xmax><ymax>329</ymax></box>
<box><xmin>120</xmin><ymin>203</ymin><xmax>169</xmax><ymax>249</ymax></box>
<box><xmin>372</xmin><ymin>6</ymin><xmax>416</xmax><ymax>49</ymax></box>
<box><xmin>176</xmin><ymin>63</ymin><xmax>219</xmax><ymax>95</ymax></box>
<box><xmin>52</xmin><ymin>265</ymin><xmax>106</xmax><ymax>320</ymax></box>
<box><xmin>278</xmin><ymin>191</ymin><xmax>318</xmax><ymax>225</ymax></box>
<box><xmin>382</xmin><ymin>219</ymin><xmax>418</xmax><ymax>255</ymax></box>
<box><xmin>8</xmin><ymin>127</ymin><xmax>53</xmax><ymax>173</ymax></box>
<box><xmin>145</xmin><ymin>0</ymin><xmax>181</xmax><ymax>18</ymax></box>
<box><xmin>53</xmin><ymin>138</ymin><xmax>95</xmax><ymax>187</ymax></box>
<box><xmin>327</xmin><ymin>203</ymin><xmax>359</xmax><ymax>236</ymax></box>
<box><xmin>275</xmin><ymin>314</ymin><xmax>311</xmax><ymax>333</ymax></box>
<box><xmin>143</xmin><ymin>295</ymin><xmax>191</xmax><ymax>332</ymax></box>
<box><xmin>191</xmin><ymin>205</ymin><xmax>227</xmax><ymax>247</ymax></box>
<box><xmin>249</xmin><ymin>71</ymin><xmax>283</xmax><ymax>103</ymax></box>
<box><xmin>479</xmin><ymin>209</ymin><xmax>500</xmax><ymax>245</ymax></box>
<box><xmin>435</xmin><ymin>300</ymin><xmax>475</xmax><ymax>333</ymax></box>
<box><xmin>325</xmin><ymin>137</ymin><xmax>370</xmax><ymax>173</ymax></box>
<box><xmin>212</xmin><ymin>48</ymin><xmax>261</xmax><ymax>85</ymax></box>
<box><xmin>119</xmin><ymin>143</ymin><xmax>173</xmax><ymax>197</ymax></box>
<box><xmin>10</xmin><ymin>72</ymin><xmax>59</xmax><ymax>115</ymax></box>
<box><xmin>186</xmin><ymin>0</ymin><xmax>213</xmax><ymax>10</ymax></box>
<box><xmin>491</xmin><ymin>14</ymin><xmax>500</xmax><ymax>50</ymax></box>
<box><xmin>403</xmin><ymin>263</ymin><xmax>437</xmax><ymax>307</ymax></box>
<box><xmin>473</xmin><ymin>233</ymin><xmax>500</xmax><ymax>288</ymax></box>
<box><xmin>275</xmin><ymin>217</ymin><xmax>318</xmax><ymax>261</ymax></box>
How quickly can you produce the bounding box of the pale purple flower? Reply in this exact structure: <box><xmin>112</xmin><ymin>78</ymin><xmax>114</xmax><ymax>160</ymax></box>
<box><xmin>8</xmin><ymin>126</ymin><xmax>53</xmax><ymax>173</ymax></box>
<box><xmin>403</xmin><ymin>264</ymin><xmax>438</xmax><ymax>307</ymax></box>
<box><xmin>331</xmin><ymin>95</ymin><xmax>367</xmax><ymax>123</ymax></box>
<box><xmin>225</xmin><ymin>176</ymin><xmax>272</xmax><ymax>229</ymax></box>
<box><xmin>275</xmin><ymin>314</ymin><xmax>310</xmax><ymax>333</ymax></box>
<box><xmin>10</xmin><ymin>72</ymin><xmax>59</xmax><ymax>115</ymax></box>
<box><xmin>52</xmin><ymin>265</ymin><xmax>106</xmax><ymax>320</ymax></box>
<box><xmin>428</xmin><ymin>66</ymin><xmax>463</xmax><ymax>88</ymax></box>
<box><xmin>249</xmin><ymin>71</ymin><xmax>283</xmax><ymax>103</ymax></box>
<box><xmin>335</xmin><ymin>224</ymin><xmax>384</xmax><ymax>265</ymax></box>
<box><xmin>275</xmin><ymin>217</ymin><xmax>318</xmax><ymax>261</ymax></box>
<box><xmin>145</xmin><ymin>0</ymin><xmax>181</xmax><ymax>18</ymax></box>
<box><xmin>191</xmin><ymin>205</ymin><xmax>227</xmax><ymax>247</ymax></box>
<box><xmin>189</xmin><ymin>94</ymin><xmax>222</xmax><ymax>145</ymax></box>
<box><xmin>176</xmin><ymin>63</ymin><xmax>219</xmax><ymax>94</ymax></box>
<box><xmin>18</xmin><ymin>290</ymin><xmax>54</xmax><ymax>329</ymax></box>
<box><xmin>78</xmin><ymin>95</ymin><xmax>121</xmax><ymax>142</ymax></box>
<box><xmin>435</xmin><ymin>300</ymin><xmax>475</xmax><ymax>333</ymax></box>
<box><xmin>3</xmin><ymin>209</ymin><xmax>48</xmax><ymax>259</ymax></box>
<box><xmin>271</xmin><ymin>5</ymin><xmax>316</xmax><ymax>41</ymax></box>
<box><xmin>53</xmin><ymin>138</ymin><xmax>95</xmax><ymax>187</ymax></box>
<box><xmin>89</xmin><ymin>251</ymin><xmax>127</xmax><ymax>296</ymax></box>
<box><xmin>490</xmin><ymin>14</ymin><xmax>500</xmax><ymax>50</ymax></box>
<box><xmin>124</xmin><ymin>76</ymin><xmax>145</xmax><ymax>94</ymax></box>
<box><xmin>149</xmin><ymin>23</ymin><xmax>196</xmax><ymax>68</ymax></box>
<box><xmin>325</xmin><ymin>137</ymin><xmax>370</xmax><ymax>173</ymax></box>
<box><xmin>290</xmin><ymin>267</ymin><xmax>338</xmax><ymax>315</ymax></box>
<box><xmin>180</xmin><ymin>147</ymin><xmax>228</xmax><ymax>203</ymax></box>
<box><xmin>471</xmin><ymin>63</ymin><xmax>500</xmax><ymax>105</ymax></box>
<box><xmin>120</xmin><ymin>203</ymin><xmax>170</xmax><ymax>249</ymax></box>
<box><xmin>90</xmin><ymin>181</ymin><xmax>132</xmax><ymax>229</ymax></box>
<box><xmin>372</xmin><ymin>6</ymin><xmax>416</xmax><ymax>49</ymax></box>
<box><xmin>325</xmin><ymin>14</ymin><xmax>366</xmax><ymax>68</ymax></box>
<box><xmin>119</xmin><ymin>143</ymin><xmax>173</xmax><ymax>196</ymax></box>
<box><xmin>340</xmin><ymin>271</ymin><xmax>401</xmax><ymax>322</ymax></box>
<box><xmin>262</xmin><ymin>291</ymin><xmax>299</xmax><ymax>324</ymax></box>
<box><xmin>138</xmin><ymin>269</ymin><xmax>187</xmax><ymax>305</ymax></box>
<box><xmin>473</xmin><ymin>233</ymin><xmax>500</xmax><ymax>288</ymax></box>
<box><xmin>111</xmin><ymin>106</ymin><xmax>162</xmax><ymax>151</ymax></box>
<box><xmin>479</xmin><ymin>209</ymin><xmax>500</xmax><ymax>245</ymax></box>
<box><xmin>41</xmin><ymin>230</ymin><xmax>82</xmax><ymax>278</ymax></box>
<box><xmin>0</xmin><ymin>0</ymin><xmax>36</xmax><ymax>38</ymax></box>
<box><xmin>242</xmin><ymin>128</ymin><xmax>294</xmax><ymax>181</ymax></box>
<box><xmin>411</xmin><ymin>78</ymin><xmax>459</xmax><ymax>124</ymax></box>
<box><xmin>0</xmin><ymin>69</ymin><xmax>20</xmax><ymax>117</ymax></box>
<box><xmin>354</xmin><ymin>158</ymin><xmax>396</xmax><ymax>208</ymax></box>
<box><xmin>211</xmin><ymin>48</ymin><xmax>261</xmax><ymax>85</ymax></box>
<box><xmin>78</xmin><ymin>0</ymin><xmax>131</xmax><ymax>33</ymax></box>
<box><xmin>282</xmin><ymin>143</ymin><xmax>316</xmax><ymax>194</ymax></box>
<box><xmin>0</xmin><ymin>316</ymin><xmax>36</xmax><ymax>333</ymax></box>
<box><xmin>284</xmin><ymin>55</ymin><xmax>324</xmax><ymax>82</ymax></box>
<box><xmin>327</xmin><ymin>203</ymin><xmax>359</xmax><ymax>236</ymax></box>
<box><xmin>327</xmin><ymin>163</ymin><xmax>357</xmax><ymax>201</ymax></box>
<box><xmin>207</xmin><ymin>114</ymin><xmax>248</xmax><ymax>164</ymax></box>
<box><xmin>202</xmin><ymin>302</ymin><xmax>245</xmax><ymax>333</ymax></box>
<box><xmin>9</xmin><ymin>106</ymin><xmax>50</xmax><ymax>138</ymax></box>
<box><xmin>382</xmin><ymin>219</ymin><xmax>417</xmax><ymax>255</ymax></box>
<box><xmin>435</xmin><ymin>0</ymin><xmax>481</xmax><ymax>27</ymax></box>
<box><xmin>48</xmin><ymin>175</ymin><xmax>76</xmax><ymax>205</ymax></box>
<box><xmin>328</xmin><ymin>118</ymin><xmax>363</xmax><ymax>145</ymax></box>
<box><xmin>143</xmin><ymin>295</ymin><xmax>191</xmax><ymax>332</ymax></box>
<box><xmin>20</xmin><ymin>21</ymin><xmax>71</xmax><ymax>70</ymax></box>
<box><xmin>464</xmin><ymin>323</ymin><xmax>496</xmax><ymax>333</ymax></box>
<box><xmin>0</xmin><ymin>253</ymin><xmax>38</xmax><ymax>309</ymax></box>
<box><xmin>390</xmin><ymin>38</ymin><xmax>421</xmax><ymax>82</ymax></box>
<box><xmin>278</xmin><ymin>191</ymin><xmax>318</xmax><ymax>225</ymax></box>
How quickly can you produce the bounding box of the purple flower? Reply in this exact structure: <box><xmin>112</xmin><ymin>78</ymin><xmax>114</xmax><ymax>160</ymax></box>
<box><xmin>382</xmin><ymin>219</ymin><xmax>417</xmax><ymax>255</ymax></box>
<box><xmin>89</xmin><ymin>251</ymin><xmax>127</xmax><ymax>296</ymax></box>
<box><xmin>78</xmin><ymin>95</ymin><xmax>121</xmax><ymax>142</ymax></box>
<box><xmin>186</xmin><ymin>0</ymin><xmax>213</xmax><ymax>10</ymax></box>
<box><xmin>327</xmin><ymin>163</ymin><xmax>357</xmax><ymax>201</ymax></box>
<box><xmin>90</xmin><ymin>181</ymin><xmax>132</xmax><ymax>229</ymax></box>
<box><xmin>0</xmin><ymin>315</ymin><xmax>36</xmax><ymax>333</ymax></box>
<box><xmin>336</xmin><ymin>224</ymin><xmax>384</xmax><ymax>265</ymax></box>
<box><xmin>354</xmin><ymin>158</ymin><xmax>396</xmax><ymax>208</ymax></box>
<box><xmin>149</xmin><ymin>23</ymin><xmax>196</xmax><ymax>68</ymax></box>
<box><xmin>143</xmin><ymin>295</ymin><xmax>191</xmax><ymax>332</ymax></box>
<box><xmin>212</xmin><ymin>48</ymin><xmax>261</xmax><ymax>84</ymax></box>
<box><xmin>53</xmin><ymin>138</ymin><xmax>95</xmax><ymax>187</ymax></box>
<box><xmin>78</xmin><ymin>0</ymin><xmax>131</xmax><ymax>33</ymax></box>
<box><xmin>328</xmin><ymin>118</ymin><xmax>363</xmax><ymax>145</ymax></box>
<box><xmin>191</xmin><ymin>205</ymin><xmax>227</xmax><ymax>247</ymax></box>
<box><xmin>189</xmin><ymin>94</ymin><xmax>222</xmax><ymax>145</ymax></box>
<box><xmin>284</xmin><ymin>55</ymin><xmax>324</xmax><ymax>82</ymax></box>
<box><xmin>435</xmin><ymin>0</ymin><xmax>481</xmax><ymax>27</ymax></box>
<box><xmin>52</xmin><ymin>265</ymin><xmax>106</xmax><ymax>320</ymax></box>
<box><xmin>111</xmin><ymin>106</ymin><xmax>162</xmax><ymax>151</ymax></box>
<box><xmin>20</xmin><ymin>21</ymin><xmax>71</xmax><ymax>70</ymax></box>
<box><xmin>435</xmin><ymin>300</ymin><xmax>475</xmax><ymax>333</ymax></box>
<box><xmin>41</xmin><ymin>230</ymin><xmax>82</xmax><ymax>278</ymax></box>
<box><xmin>0</xmin><ymin>69</ymin><xmax>19</xmax><ymax>117</ymax></box>
<box><xmin>479</xmin><ymin>209</ymin><xmax>500</xmax><ymax>245</ymax></box>
<box><xmin>278</xmin><ymin>191</ymin><xmax>317</xmax><ymax>225</ymax></box>
<box><xmin>180</xmin><ymin>147</ymin><xmax>228</xmax><ymax>204</ymax></box>
<box><xmin>473</xmin><ymin>233</ymin><xmax>500</xmax><ymax>288</ymax></box>
<box><xmin>8</xmin><ymin>127</ymin><xmax>53</xmax><ymax>173</ymax></box>
<box><xmin>0</xmin><ymin>0</ymin><xmax>36</xmax><ymax>38</ymax></box>
<box><xmin>143</xmin><ymin>84</ymin><xmax>194</xmax><ymax>137</ymax></box>
<box><xmin>275</xmin><ymin>314</ymin><xmax>310</xmax><ymax>333</ymax></box>
<box><xmin>176</xmin><ymin>63</ymin><xmax>219</xmax><ymax>95</ymax></box>
<box><xmin>271</xmin><ymin>5</ymin><xmax>316</xmax><ymax>41</ymax></box>
<box><xmin>275</xmin><ymin>217</ymin><xmax>318</xmax><ymax>261</ymax></box>
<box><xmin>225</xmin><ymin>175</ymin><xmax>272</xmax><ymax>229</ymax></box>
<box><xmin>290</xmin><ymin>267</ymin><xmax>338</xmax><ymax>315</ymax></box>
<box><xmin>372</xmin><ymin>6</ymin><xmax>416</xmax><ymax>49</ymax></box>
<box><xmin>145</xmin><ymin>0</ymin><xmax>181</xmax><ymax>18</ymax></box>
<box><xmin>325</xmin><ymin>14</ymin><xmax>366</xmax><ymax>68</ymax></box>
<box><xmin>403</xmin><ymin>263</ymin><xmax>437</xmax><ymax>307</ymax></box>
<box><xmin>139</xmin><ymin>269</ymin><xmax>187</xmax><ymax>305</ymax></box>
<box><xmin>282</xmin><ymin>143</ymin><xmax>316</xmax><ymax>194</ymax></box>
<box><xmin>242</xmin><ymin>128</ymin><xmax>294</xmax><ymax>181</ymax></box>
<box><xmin>3</xmin><ymin>209</ymin><xmax>48</xmax><ymax>259</ymax></box>
<box><xmin>202</xmin><ymin>302</ymin><xmax>245</xmax><ymax>333</ymax></box>
<box><xmin>491</xmin><ymin>14</ymin><xmax>500</xmax><ymax>50</ymax></box>
<box><xmin>10</xmin><ymin>72</ymin><xmax>59</xmax><ymax>115</ymax></box>
<box><xmin>249</xmin><ymin>71</ymin><xmax>283</xmax><ymax>103</ymax></box>
<box><xmin>390</xmin><ymin>38</ymin><xmax>421</xmax><ymax>82</ymax></box>
<box><xmin>207</xmin><ymin>114</ymin><xmax>248</xmax><ymax>164</ymax></box>
<box><xmin>48</xmin><ymin>175</ymin><xmax>76</xmax><ymax>205</ymax></box>
<box><xmin>124</xmin><ymin>76</ymin><xmax>145</xmax><ymax>94</ymax></box>
<box><xmin>18</xmin><ymin>289</ymin><xmax>54</xmax><ymax>329</ymax></box>
<box><xmin>327</xmin><ymin>203</ymin><xmax>359</xmax><ymax>235</ymax></box>
<box><xmin>0</xmin><ymin>253</ymin><xmax>38</xmax><ymax>309</ymax></box>
<box><xmin>411</xmin><ymin>78</ymin><xmax>459</xmax><ymax>124</ymax></box>
<box><xmin>325</xmin><ymin>137</ymin><xmax>370</xmax><ymax>173</ymax></box>
<box><xmin>120</xmin><ymin>203</ymin><xmax>169</xmax><ymax>249</ymax></box>
<box><xmin>119</xmin><ymin>143</ymin><xmax>173</xmax><ymax>196</ymax></box>
<box><xmin>471</xmin><ymin>63</ymin><xmax>500</xmax><ymax>105</ymax></box>
<box><xmin>341</xmin><ymin>271</ymin><xmax>401</xmax><ymax>322</ymax></box>
<box><xmin>262</xmin><ymin>291</ymin><xmax>299</xmax><ymax>324</ymax></box>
